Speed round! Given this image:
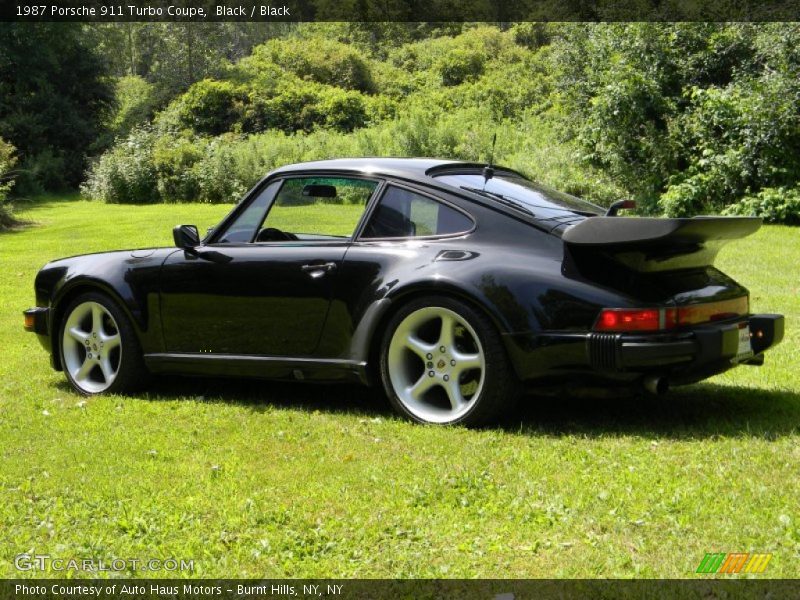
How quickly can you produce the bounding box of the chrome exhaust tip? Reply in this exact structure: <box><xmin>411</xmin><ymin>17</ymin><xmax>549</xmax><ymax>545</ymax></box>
<box><xmin>643</xmin><ymin>376</ymin><xmax>669</xmax><ymax>395</ymax></box>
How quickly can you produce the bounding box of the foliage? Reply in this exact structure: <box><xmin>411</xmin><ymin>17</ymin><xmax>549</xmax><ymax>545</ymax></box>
<box><xmin>246</xmin><ymin>37</ymin><xmax>375</xmax><ymax>93</ymax></box>
<box><xmin>0</xmin><ymin>137</ymin><xmax>18</xmax><ymax>229</ymax></box>
<box><xmin>106</xmin><ymin>75</ymin><xmax>159</xmax><ymax>142</ymax></box>
<box><xmin>0</xmin><ymin>23</ymin><xmax>114</xmax><ymax>193</ymax></box>
<box><xmin>437</xmin><ymin>49</ymin><xmax>486</xmax><ymax>86</ymax></box>
<box><xmin>177</xmin><ymin>80</ymin><xmax>246</xmax><ymax>136</ymax></box>
<box><xmin>81</xmin><ymin>128</ymin><xmax>159</xmax><ymax>204</ymax></box>
<box><xmin>153</xmin><ymin>135</ymin><xmax>208</xmax><ymax>203</ymax></box>
<box><xmin>82</xmin><ymin>23</ymin><xmax>800</xmax><ymax>222</ymax></box>
<box><xmin>556</xmin><ymin>23</ymin><xmax>800</xmax><ymax>220</ymax></box>
<box><xmin>89</xmin><ymin>23</ymin><xmax>292</xmax><ymax>99</ymax></box>
<box><xmin>723</xmin><ymin>187</ymin><xmax>800</xmax><ymax>224</ymax></box>
<box><xmin>0</xmin><ymin>138</ymin><xmax>18</xmax><ymax>203</ymax></box>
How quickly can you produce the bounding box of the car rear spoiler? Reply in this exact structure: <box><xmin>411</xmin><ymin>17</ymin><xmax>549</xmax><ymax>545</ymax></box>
<box><xmin>562</xmin><ymin>216</ymin><xmax>761</xmax><ymax>272</ymax></box>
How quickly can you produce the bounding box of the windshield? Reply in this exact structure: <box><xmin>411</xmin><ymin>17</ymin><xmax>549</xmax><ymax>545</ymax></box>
<box><xmin>434</xmin><ymin>172</ymin><xmax>604</xmax><ymax>219</ymax></box>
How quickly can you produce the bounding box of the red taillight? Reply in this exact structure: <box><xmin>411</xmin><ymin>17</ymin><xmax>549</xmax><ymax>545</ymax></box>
<box><xmin>594</xmin><ymin>297</ymin><xmax>749</xmax><ymax>332</ymax></box>
<box><xmin>594</xmin><ymin>308</ymin><xmax>667</xmax><ymax>332</ymax></box>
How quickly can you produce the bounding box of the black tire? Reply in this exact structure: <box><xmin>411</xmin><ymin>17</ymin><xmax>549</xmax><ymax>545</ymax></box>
<box><xmin>379</xmin><ymin>295</ymin><xmax>520</xmax><ymax>426</ymax></box>
<box><xmin>59</xmin><ymin>292</ymin><xmax>150</xmax><ymax>396</ymax></box>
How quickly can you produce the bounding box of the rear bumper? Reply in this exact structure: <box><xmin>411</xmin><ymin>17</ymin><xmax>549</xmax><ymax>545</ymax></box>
<box><xmin>592</xmin><ymin>313</ymin><xmax>783</xmax><ymax>370</ymax></box>
<box><xmin>505</xmin><ymin>314</ymin><xmax>784</xmax><ymax>384</ymax></box>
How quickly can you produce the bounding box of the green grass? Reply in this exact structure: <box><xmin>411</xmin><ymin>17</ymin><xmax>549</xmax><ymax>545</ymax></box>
<box><xmin>0</xmin><ymin>197</ymin><xmax>798</xmax><ymax>579</ymax></box>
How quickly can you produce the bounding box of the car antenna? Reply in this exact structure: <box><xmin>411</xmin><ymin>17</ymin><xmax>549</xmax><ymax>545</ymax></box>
<box><xmin>482</xmin><ymin>132</ymin><xmax>497</xmax><ymax>189</ymax></box>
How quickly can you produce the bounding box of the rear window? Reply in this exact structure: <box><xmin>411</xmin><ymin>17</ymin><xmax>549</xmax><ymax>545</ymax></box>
<box><xmin>362</xmin><ymin>185</ymin><xmax>473</xmax><ymax>239</ymax></box>
<box><xmin>433</xmin><ymin>172</ymin><xmax>603</xmax><ymax>219</ymax></box>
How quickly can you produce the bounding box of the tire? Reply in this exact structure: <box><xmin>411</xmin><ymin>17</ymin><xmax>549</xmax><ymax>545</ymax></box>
<box><xmin>59</xmin><ymin>292</ymin><xmax>149</xmax><ymax>395</ymax></box>
<box><xmin>379</xmin><ymin>295</ymin><xmax>520</xmax><ymax>426</ymax></box>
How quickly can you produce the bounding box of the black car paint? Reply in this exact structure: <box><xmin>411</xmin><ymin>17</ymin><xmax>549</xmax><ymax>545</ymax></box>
<box><xmin>27</xmin><ymin>158</ymin><xmax>783</xmax><ymax>390</ymax></box>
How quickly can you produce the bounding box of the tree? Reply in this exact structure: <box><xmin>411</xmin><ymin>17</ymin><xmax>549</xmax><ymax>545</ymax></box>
<box><xmin>0</xmin><ymin>24</ymin><xmax>114</xmax><ymax>193</ymax></box>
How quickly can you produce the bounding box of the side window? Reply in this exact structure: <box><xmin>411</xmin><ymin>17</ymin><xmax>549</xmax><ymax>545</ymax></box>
<box><xmin>256</xmin><ymin>177</ymin><xmax>377</xmax><ymax>242</ymax></box>
<box><xmin>361</xmin><ymin>185</ymin><xmax>473</xmax><ymax>239</ymax></box>
<box><xmin>216</xmin><ymin>181</ymin><xmax>281</xmax><ymax>244</ymax></box>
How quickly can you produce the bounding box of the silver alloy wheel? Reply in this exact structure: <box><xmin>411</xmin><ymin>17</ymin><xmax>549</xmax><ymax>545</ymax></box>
<box><xmin>387</xmin><ymin>306</ymin><xmax>485</xmax><ymax>423</ymax></box>
<box><xmin>61</xmin><ymin>301</ymin><xmax>122</xmax><ymax>394</ymax></box>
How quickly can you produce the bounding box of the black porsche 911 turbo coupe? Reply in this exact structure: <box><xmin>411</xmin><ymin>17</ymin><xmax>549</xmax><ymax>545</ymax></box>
<box><xmin>25</xmin><ymin>158</ymin><xmax>784</xmax><ymax>425</ymax></box>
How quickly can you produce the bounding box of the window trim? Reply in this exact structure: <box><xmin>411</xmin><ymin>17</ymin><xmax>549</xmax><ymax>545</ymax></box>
<box><xmin>355</xmin><ymin>181</ymin><xmax>476</xmax><ymax>243</ymax></box>
<box><xmin>208</xmin><ymin>173</ymin><xmax>384</xmax><ymax>246</ymax></box>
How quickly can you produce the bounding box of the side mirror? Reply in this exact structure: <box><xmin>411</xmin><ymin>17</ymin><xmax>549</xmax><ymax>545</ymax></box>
<box><xmin>173</xmin><ymin>224</ymin><xmax>200</xmax><ymax>250</ymax></box>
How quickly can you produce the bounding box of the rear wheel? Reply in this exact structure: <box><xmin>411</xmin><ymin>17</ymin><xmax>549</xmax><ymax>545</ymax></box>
<box><xmin>379</xmin><ymin>296</ymin><xmax>519</xmax><ymax>426</ymax></box>
<box><xmin>60</xmin><ymin>292</ymin><xmax>148</xmax><ymax>395</ymax></box>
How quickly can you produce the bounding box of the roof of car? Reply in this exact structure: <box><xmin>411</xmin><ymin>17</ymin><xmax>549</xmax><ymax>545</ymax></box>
<box><xmin>273</xmin><ymin>157</ymin><xmax>488</xmax><ymax>180</ymax></box>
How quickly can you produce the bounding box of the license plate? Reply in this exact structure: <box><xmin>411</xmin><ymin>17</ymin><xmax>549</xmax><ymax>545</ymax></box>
<box><xmin>734</xmin><ymin>324</ymin><xmax>754</xmax><ymax>363</ymax></box>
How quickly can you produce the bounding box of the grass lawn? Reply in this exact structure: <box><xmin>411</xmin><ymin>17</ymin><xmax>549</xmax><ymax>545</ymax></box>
<box><xmin>0</xmin><ymin>197</ymin><xmax>798</xmax><ymax>579</ymax></box>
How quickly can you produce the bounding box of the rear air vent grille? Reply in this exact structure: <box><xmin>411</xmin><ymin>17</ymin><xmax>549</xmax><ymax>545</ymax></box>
<box><xmin>588</xmin><ymin>333</ymin><xmax>621</xmax><ymax>370</ymax></box>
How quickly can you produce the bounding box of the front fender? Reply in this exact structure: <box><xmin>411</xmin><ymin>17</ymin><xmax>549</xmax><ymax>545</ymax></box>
<box><xmin>39</xmin><ymin>248</ymin><xmax>177</xmax><ymax>357</ymax></box>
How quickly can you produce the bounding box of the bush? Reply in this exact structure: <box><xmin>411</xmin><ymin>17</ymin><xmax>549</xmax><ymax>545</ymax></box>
<box><xmin>193</xmin><ymin>135</ymin><xmax>252</xmax><ymax>204</ymax></box>
<box><xmin>723</xmin><ymin>187</ymin><xmax>800</xmax><ymax>224</ymax></box>
<box><xmin>108</xmin><ymin>75</ymin><xmax>158</xmax><ymax>141</ymax></box>
<box><xmin>437</xmin><ymin>49</ymin><xmax>485</xmax><ymax>86</ymax></box>
<box><xmin>82</xmin><ymin>128</ymin><xmax>159</xmax><ymax>204</ymax></box>
<box><xmin>257</xmin><ymin>83</ymin><xmax>324</xmax><ymax>134</ymax></box>
<box><xmin>153</xmin><ymin>136</ymin><xmax>207</xmax><ymax>202</ymax></box>
<box><xmin>245</xmin><ymin>38</ymin><xmax>374</xmax><ymax>93</ymax></box>
<box><xmin>177</xmin><ymin>79</ymin><xmax>245</xmax><ymax>136</ymax></box>
<box><xmin>0</xmin><ymin>137</ymin><xmax>19</xmax><ymax>229</ymax></box>
<box><xmin>556</xmin><ymin>23</ymin><xmax>800</xmax><ymax>215</ymax></box>
<box><xmin>318</xmin><ymin>89</ymin><xmax>368</xmax><ymax>132</ymax></box>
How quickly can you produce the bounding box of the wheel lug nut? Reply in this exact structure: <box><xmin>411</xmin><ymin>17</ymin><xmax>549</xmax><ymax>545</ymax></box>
<box><xmin>439</xmin><ymin>346</ymin><xmax>446</xmax><ymax>352</ymax></box>
<box><xmin>443</xmin><ymin>375</ymin><xmax>450</xmax><ymax>382</ymax></box>
<box><xmin>88</xmin><ymin>353</ymin><xmax>92</xmax><ymax>358</ymax></box>
<box><xmin>426</xmin><ymin>353</ymin><xmax>433</xmax><ymax>360</ymax></box>
<box><xmin>428</xmin><ymin>371</ymin><xmax>435</xmax><ymax>378</ymax></box>
<box><xmin>427</xmin><ymin>362</ymin><xmax>433</xmax><ymax>368</ymax></box>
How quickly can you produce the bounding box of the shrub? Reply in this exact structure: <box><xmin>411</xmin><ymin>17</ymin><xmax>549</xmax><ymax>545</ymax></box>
<box><xmin>317</xmin><ymin>89</ymin><xmax>368</xmax><ymax>132</ymax></box>
<box><xmin>177</xmin><ymin>79</ymin><xmax>245</xmax><ymax>136</ymax></box>
<box><xmin>723</xmin><ymin>187</ymin><xmax>800</xmax><ymax>224</ymax></box>
<box><xmin>107</xmin><ymin>75</ymin><xmax>158</xmax><ymax>141</ymax></box>
<box><xmin>246</xmin><ymin>38</ymin><xmax>374</xmax><ymax>93</ymax></box>
<box><xmin>260</xmin><ymin>84</ymin><xmax>324</xmax><ymax>134</ymax></box>
<box><xmin>82</xmin><ymin>128</ymin><xmax>159</xmax><ymax>204</ymax></box>
<box><xmin>0</xmin><ymin>137</ymin><xmax>19</xmax><ymax>229</ymax></box>
<box><xmin>153</xmin><ymin>136</ymin><xmax>207</xmax><ymax>202</ymax></box>
<box><xmin>194</xmin><ymin>135</ymin><xmax>253</xmax><ymax>204</ymax></box>
<box><xmin>437</xmin><ymin>49</ymin><xmax>486</xmax><ymax>86</ymax></box>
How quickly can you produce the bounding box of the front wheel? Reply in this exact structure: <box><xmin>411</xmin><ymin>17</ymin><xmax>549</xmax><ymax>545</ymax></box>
<box><xmin>60</xmin><ymin>292</ymin><xmax>149</xmax><ymax>395</ymax></box>
<box><xmin>379</xmin><ymin>296</ymin><xmax>519</xmax><ymax>426</ymax></box>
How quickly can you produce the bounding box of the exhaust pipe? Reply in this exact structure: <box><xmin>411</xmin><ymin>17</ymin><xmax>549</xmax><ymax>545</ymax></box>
<box><xmin>643</xmin><ymin>376</ymin><xmax>669</xmax><ymax>395</ymax></box>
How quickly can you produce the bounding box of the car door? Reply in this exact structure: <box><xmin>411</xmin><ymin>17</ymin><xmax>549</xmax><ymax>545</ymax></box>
<box><xmin>159</xmin><ymin>175</ymin><xmax>380</xmax><ymax>357</ymax></box>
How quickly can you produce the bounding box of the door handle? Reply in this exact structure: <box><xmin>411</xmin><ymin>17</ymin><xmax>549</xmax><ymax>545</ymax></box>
<box><xmin>301</xmin><ymin>262</ymin><xmax>337</xmax><ymax>278</ymax></box>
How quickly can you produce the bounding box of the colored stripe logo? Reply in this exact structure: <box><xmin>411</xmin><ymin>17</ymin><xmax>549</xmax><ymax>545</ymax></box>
<box><xmin>696</xmin><ymin>553</ymin><xmax>772</xmax><ymax>574</ymax></box>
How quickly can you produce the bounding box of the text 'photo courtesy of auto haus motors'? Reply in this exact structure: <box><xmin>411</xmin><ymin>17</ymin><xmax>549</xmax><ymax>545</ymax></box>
<box><xmin>24</xmin><ymin>158</ymin><xmax>785</xmax><ymax>426</ymax></box>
